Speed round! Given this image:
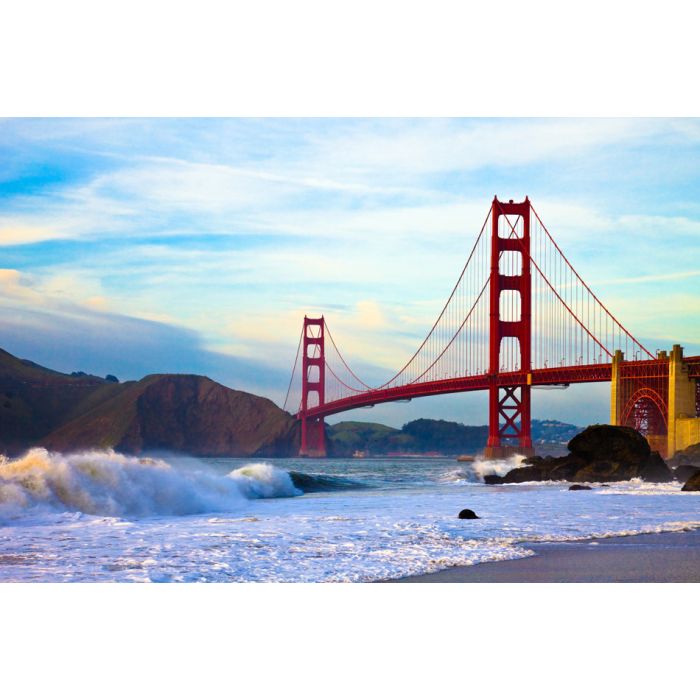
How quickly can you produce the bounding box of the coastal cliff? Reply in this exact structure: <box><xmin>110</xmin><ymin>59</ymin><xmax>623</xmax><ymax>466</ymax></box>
<box><xmin>0</xmin><ymin>348</ymin><xmax>298</xmax><ymax>457</ymax></box>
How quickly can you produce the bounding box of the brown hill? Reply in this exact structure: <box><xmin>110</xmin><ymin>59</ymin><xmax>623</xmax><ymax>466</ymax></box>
<box><xmin>0</xmin><ymin>348</ymin><xmax>299</xmax><ymax>457</ymax></box>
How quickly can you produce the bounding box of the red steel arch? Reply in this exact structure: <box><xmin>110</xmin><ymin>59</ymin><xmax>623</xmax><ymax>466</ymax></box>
<box><xmin>620</xmin><ymin>387</ymin><xmax>668</xmax><ymax>433</ymax></box>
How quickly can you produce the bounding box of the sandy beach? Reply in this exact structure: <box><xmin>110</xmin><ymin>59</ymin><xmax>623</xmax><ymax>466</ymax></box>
<box><xmin>392</xmin><ymin>529</ymin><xmax>700</xmax><ymax>583</ymax></box>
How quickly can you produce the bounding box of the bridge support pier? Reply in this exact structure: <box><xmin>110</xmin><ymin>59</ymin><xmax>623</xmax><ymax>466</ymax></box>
<box><xmin>610</xmin><ymin>349</ymin><xmax>624</xmax><ymax>426</ymax></box>
<box><xmin>300</xmin><ymin>416</ymin><xmax>327</xmax><ymax>458</ymax></box>
<box><xmin>668</xmin><ymin>344</ymin><xmax>699</xmax><ymax>457</ymax></box>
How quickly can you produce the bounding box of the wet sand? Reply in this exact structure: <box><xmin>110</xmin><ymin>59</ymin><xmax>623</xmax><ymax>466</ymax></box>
<box><xmin>392</xmin><ymin>529</ymin><xmax>700</xmax><ymax>582</ymax></box>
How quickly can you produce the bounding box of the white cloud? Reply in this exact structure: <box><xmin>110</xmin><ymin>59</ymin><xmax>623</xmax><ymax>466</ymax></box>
<box><xmin>303</xmin><ymin>118</ymin><xmax>668</xmax><ymax>177</ymax></box>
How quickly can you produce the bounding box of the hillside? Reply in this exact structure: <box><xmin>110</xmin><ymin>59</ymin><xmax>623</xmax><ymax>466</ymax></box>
<box><xmin>327</xmin><ymin>418</ymin><xmax>581</xmax><ymax>456</ymax></box>
<box><xmin>0</xmin><ymin>348</ymin><xmax>298</xmax><ymax>457</ymax></box>
<box><xmin>0</xmin><ymin>348</ymin><xmax>120</xmax><ymax>453</ymax></box>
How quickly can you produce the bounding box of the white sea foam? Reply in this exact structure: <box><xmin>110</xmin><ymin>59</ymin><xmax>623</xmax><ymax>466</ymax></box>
<box><xmin>0</xmin><ymin>449</ymin><xmax>299</xmax><ymax>519</ymax></box>
<box><xmin>440</xmin><ymin>454</ymin><xmax>525</xmax><ymax>483</ymax></box>
<box><xmin>228</xmin><ymin>462</ymin><xmax>301</xmax><ymax>499</ymax></box>
<box><xmin>2</xmin><ymin>452</ymin><xmax>699</xmax><ymax>582</ymax></box>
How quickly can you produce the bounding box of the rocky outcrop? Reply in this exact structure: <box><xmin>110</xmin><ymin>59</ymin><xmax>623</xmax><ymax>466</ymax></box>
<box><xmin>675</xmin><ymin>464</ymin><xmax>700</xmax><ymax>482</ymax></box>
<box><xmin>487</xmin><ymin>425</ymin><xmax>674</xmax><ymax>484</ymax></box>
<box><xmin>670</xmin><ymin>442</ymin><xmax>700</xmax><ymax>467</ymax></box>
<box><xmin>681</xmin><ymin>471</ymin><xmax>700</xmax><ymax>492</ymax></box>
<box><xmin>569</xmin><ymin>484</ymin><xmax>592</xmax><ymax>491</ymax></box>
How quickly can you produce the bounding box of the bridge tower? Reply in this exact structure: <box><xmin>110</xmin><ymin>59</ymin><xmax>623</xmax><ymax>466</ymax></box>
<box><xmin>485</xmin><ymin>197</ymin><xmax>534</xmax><ymax>458</ymax></box>
<box><xmin>299</xmin><ymin>316</ymin><xmax>327</xmax><ymax>457</ymax></box>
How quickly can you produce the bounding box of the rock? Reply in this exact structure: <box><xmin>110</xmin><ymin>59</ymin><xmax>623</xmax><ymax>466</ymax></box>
<box><xmin>572</xmin><ymin>460</ymin><xmax>635</xmax><ymax>483</ymax></box>
<box><xmin>682</xmin><ymin>472</ymin><xmax>700</xmax><ymax>492</ymax></box>
<box><xmin>638</xmin><ymin>451</ymin><xmax>674</xmax><ymax>483</ymax></box>
<box><xmin>483</xmin><ymin>474</ymin><xmax>504</xmax><ymax>485</ymax></box>
<box><xmin>492</xmin><ymin>426</ymin><xmax>673</xmax><ymax>484</ymax></box>
<box><xmin>500</xmin><ymin>464</ymin><xmax>548</xmax><ymax>483</ymax></box>
<box><xmin>458</xmin><ymin>508</ymin><xmax>480</xmax><ymax>519</ymax></box>
<box><xmin>568</xmin><ymin>424</ymin><xmax>650</xmax><ymax>464</ymax></box>
<box><xmin>675</xmin><ymin>464</ymin><xmax>700</xmax><ymax>482</ymax></box>
<box><xmin>670</xmin><ymin>442</ymin><xmax>700</xmax><ymax>467</ymax></box>
<box><xmin>569</xmin><ymin>484</ymin><xmax>592</xmax><ymax>491</ymax></box>
<box><xmin>548</xmin><ymin>458</ymin><xmax>585</xmax><ymax>481</ymax></box>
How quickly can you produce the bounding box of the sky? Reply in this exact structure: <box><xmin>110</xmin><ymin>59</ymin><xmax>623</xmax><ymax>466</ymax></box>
<box><xmin>1</xmin><ymin>118</ymin><xmax>699</xmax><ymax>428</ymax></box>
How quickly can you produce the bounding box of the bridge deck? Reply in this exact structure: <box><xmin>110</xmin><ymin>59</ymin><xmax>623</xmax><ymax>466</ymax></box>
<box><xmin>300</xmin><ymin>356</ymin><xmax>700</xmax><ymax>420</ymax></box>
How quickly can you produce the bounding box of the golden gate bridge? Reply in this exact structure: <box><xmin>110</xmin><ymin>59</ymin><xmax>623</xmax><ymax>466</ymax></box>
<box><xmin>284</xmin><ymin>198</ymin><xmax>700</xmax><ymax>459</ymax></box>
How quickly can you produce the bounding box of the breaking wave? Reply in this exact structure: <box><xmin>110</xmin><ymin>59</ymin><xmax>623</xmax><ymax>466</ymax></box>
<box><xmin>440</xmin><ymin>454</ymin><xmax>526</xmax><ymax>483</ymax></box>
<box><xmin>289</xmin><ymin>471</ymin><xmax>367</xmax><ymax>493</ymax></box>
<box><xmin>0</xmin><ymin>449</ymin><xmax>301</xmax><ymax>519</ymax></box>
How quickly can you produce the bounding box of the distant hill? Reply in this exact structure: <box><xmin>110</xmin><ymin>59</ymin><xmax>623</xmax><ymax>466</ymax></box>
<box><xmin>327</xmin><ymin>417</ymin><xmax>581</xmax><ymax>456</ymax></box>
<box><xmin>0</xmin><ymin>348</ymin><xmax>298</xmax><ymax>457</ymax></box>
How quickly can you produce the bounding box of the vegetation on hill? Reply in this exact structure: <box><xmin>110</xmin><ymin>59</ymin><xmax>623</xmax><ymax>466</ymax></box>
<box><xmin>327</xmin><ymin>417</ymin><xmax>581</xmax><ymax>456</ymax></box>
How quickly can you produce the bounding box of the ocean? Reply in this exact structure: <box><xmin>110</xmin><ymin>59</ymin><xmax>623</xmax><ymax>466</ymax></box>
<box><xmin>1</xmin><ymin>448</ymin><xmax>699</xmax><ymax>582</ymax></box>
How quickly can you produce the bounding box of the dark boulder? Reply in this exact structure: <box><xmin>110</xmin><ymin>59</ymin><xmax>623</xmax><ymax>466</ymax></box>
<box><xmin>675</xmin><ymin>464</ymin><xmax>700</xmax><ymax>482</ymax></box>
<box><xmin>681</xmin><ymin>472</ymin><xmax>700</xmax><ymax>492</ymax></box>
<box><xmin>483</xmin><ymin>474</ymin><xmax>504</xmax><ymax>485</ymax></box>
<box><xmin>569</xmin><ymin>484</ymin><xmax>592</xmax><ymax>491</ymax></box>
<box><xmin>573</xmin><ymin>460</ymin><xmax>635</xmax><ymax>483</ymax></box>
<box><xmin>639</xmin><ymin>451</ymin><xmax>674</xmax><ymax>483</ymax></box>
<box><xmin>548</xmin><ymin>457</ymin><xmax>585</xmax><ymax>481</ymax></box>
<box><xmin>497</xmin><ymin>455</ymin><xmax>583</xmax><ymax>483</ymax></box>
<box><xmin>490</xmin><ymin>425</ymin><xmax>673</xmax><ymax>484</ymax></box>
<box><xmin>500</xmin><ymin>464</ymin><xmax>549</xmax><ymax>483</ymax></box>
<box><xmin>568</xmin><ymin>424</ymin><xmax>650</xmax><ymax>464</ymax></box>
<box><xmin>458</xmin><ymin>508</ymin><xmax>480</xmax><ymax>519</ymax></box>
<box><xmin>670</xmin><ymin>442</ymin><xmax>700</xmax><ymax>467</ymax></box>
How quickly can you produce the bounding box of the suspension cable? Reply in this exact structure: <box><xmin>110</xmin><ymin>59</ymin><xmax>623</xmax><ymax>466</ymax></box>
<box><xmin>497</xmin><ymin>203</ymin><xmax>614</xmax><ymax>361</ymax></box>
<box><xmin>530</xmin><ymin>204</ymin><xmax>654</xmax><ymax>359</ymax></box>
<box><xmin>323</xmin><ymin>320</ymin><xmax>374</xmax><ymax>390</ymax></box>
<box><xmin>373</xmin><ymin>208</ymin><xmax>492</xmax><ymax>389</ymax></box>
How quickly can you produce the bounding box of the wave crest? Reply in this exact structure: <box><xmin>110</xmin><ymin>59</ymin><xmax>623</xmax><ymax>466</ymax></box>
<box><xmin>440</xmin><ymin>454</ymin><xmax>526</xmax><ymax>483</ymax></box>
<box><xmin>228</xmin><ymin>463</ymin><xmax>301</xmax><ymax>498</ymax></box>
<box><xmin>0</xmin><ymin>449</ymin><xmax>299</xmax><ymax>518</ymax></box>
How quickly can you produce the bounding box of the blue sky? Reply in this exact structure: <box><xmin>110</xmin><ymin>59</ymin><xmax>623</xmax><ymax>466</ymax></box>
<box><xmin>1</xmin><ymin>118</ymin><xmax>699</xmax><ymax>427</ymax></box>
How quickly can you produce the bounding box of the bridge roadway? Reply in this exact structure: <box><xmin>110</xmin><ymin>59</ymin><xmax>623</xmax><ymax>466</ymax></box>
<box><xmin>301</xmin><ymin>356</ymin><xmax>700</xmax><ymax>421</ymax></box>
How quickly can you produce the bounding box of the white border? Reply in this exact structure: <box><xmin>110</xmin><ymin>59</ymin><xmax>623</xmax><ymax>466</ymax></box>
<box><xmin>1</xmin><ymin>1</ymin><xmax>699</xmax><ymax>116</ymax></box>
<box><xmin>2</xmin><ymin>1</ymin><xmax>698</xmax><ymax>695</ymax></box>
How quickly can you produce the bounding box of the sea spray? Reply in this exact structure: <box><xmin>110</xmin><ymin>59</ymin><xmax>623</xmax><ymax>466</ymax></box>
<box><xmin>228</xmin><ymin>462</ymin><xmax>301</xmax><ymax>498</ymax></box>
<box><xmin>439</xmin><ymin>453</ymin><xmax>526</xmax><ymax>483</ymax></box>
<box><xmin>0</xmin><ymin>449</ymin><xmax>301</xmax><ymax>519</ymax></box>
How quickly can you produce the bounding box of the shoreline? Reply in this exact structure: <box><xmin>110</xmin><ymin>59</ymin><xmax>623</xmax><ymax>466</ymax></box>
<box><xmin>389</xmin><ymin>529</ymin><xmax>700</xmax><ymax>583</ymax></box>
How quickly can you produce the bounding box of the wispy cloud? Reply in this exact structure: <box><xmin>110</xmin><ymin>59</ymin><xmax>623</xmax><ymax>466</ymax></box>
<box><xmin>1</xmin><ymin>118</ymin><xmax>699</xmax><ymax>425</ymax></box>
<box><xmin>598</xmin><ymin>270</ymin><xmax>700</xmax><ymax>286</ymax></box>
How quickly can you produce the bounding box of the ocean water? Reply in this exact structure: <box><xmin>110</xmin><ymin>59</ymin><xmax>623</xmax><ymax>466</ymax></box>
<box><xmin>0</xmin><ymin>448</ymin><xmax>699</xmax><ymax>582</ymax></box>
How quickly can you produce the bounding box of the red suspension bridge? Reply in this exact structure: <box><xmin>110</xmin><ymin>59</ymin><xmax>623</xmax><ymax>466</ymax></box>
<box><xmin>284</xmin><ymin>198</ymin><xmax>700</xmax><ymax>458</ymax></box>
